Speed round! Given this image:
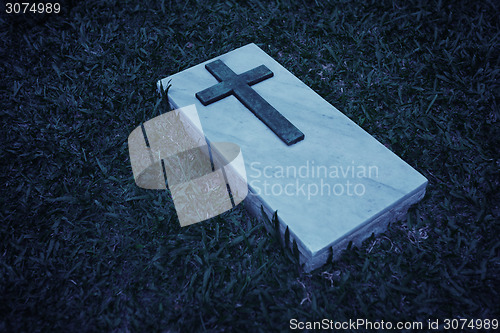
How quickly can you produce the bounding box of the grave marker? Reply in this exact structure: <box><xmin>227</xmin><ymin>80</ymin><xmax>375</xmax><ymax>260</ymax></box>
<box><xmin>158</xmin><ymin>43</ymin><xmax>427</xmax><ymax>272</ymax></box>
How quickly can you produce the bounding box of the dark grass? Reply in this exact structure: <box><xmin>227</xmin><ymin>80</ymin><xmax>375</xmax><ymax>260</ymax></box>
<box><xmin>1</xmin><ymin>0</ymin><xmax>499</xmax><ymax>331</ymax></box>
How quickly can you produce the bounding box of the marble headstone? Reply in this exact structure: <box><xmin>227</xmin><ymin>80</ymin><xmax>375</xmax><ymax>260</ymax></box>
<box><xmin>158</xmin><ymin>43</ymin><xmax>427</xmax><ymax>272</ymax></box>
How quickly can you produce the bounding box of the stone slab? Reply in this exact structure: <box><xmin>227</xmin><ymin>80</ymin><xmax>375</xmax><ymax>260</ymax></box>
<box><xmin>158</xmin><ymin>43</ymin><xmax>428</xmax><ymax>272</ymax></box>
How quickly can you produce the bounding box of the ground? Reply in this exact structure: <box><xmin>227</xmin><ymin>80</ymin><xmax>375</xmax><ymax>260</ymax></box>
<box><xmin>0</xmin><ymin>0</ymin><xmax>499</xmax><ymax>331</ymax></box>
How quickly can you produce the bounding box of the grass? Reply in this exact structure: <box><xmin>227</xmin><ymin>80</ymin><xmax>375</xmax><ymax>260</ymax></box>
<box><xmin>1</xmin><ymin>0</ymin><xmax>499</xmax><ymax>331</ymax></box>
